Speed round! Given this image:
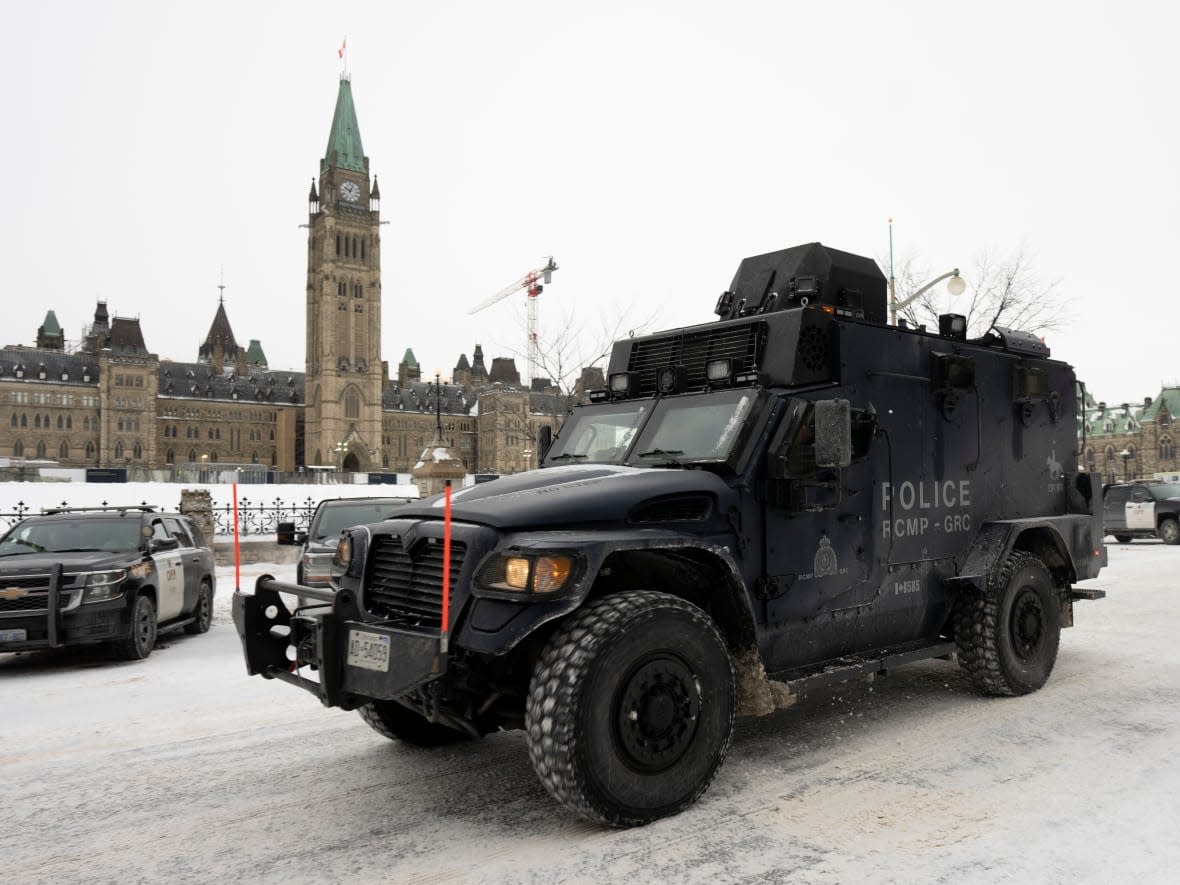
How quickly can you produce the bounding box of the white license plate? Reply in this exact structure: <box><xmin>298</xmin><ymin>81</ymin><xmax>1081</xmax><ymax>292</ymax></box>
<box><xmin>0</xmin><ymin>628</ymin><xmax>28</xmax><ymax>642</ymax></box>
<box><xmin>347</xmin><ymin>629</ymin><xmax>391</xmax><ymax>672</ymax></box>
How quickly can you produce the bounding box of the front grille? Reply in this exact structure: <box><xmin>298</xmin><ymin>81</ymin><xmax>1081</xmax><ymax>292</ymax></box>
<box><xmin>366</xmin><ymin>537</ymin><xmax>466</xmax><ymax>628</ymax></box>
<box><xmin>0</xmin><ymin>574</ymin><xmax>63</xmax><ymax>614</ymax></box>
<box><xmin>627</xmin><ymin>323</ymin><xmax>764</xmax><ymax>395</ymax></box>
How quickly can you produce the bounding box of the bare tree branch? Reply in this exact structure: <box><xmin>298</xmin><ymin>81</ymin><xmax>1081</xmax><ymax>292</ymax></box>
<box><xmin>888</xmin><ymin>244</ymin><xmax>1068</xmax><ymax>338</ymax></box>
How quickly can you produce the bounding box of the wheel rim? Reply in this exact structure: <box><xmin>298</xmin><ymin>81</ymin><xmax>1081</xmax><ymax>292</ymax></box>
<box><xmin>1163</xmin><ymin>523</ymin><xmax>1179</xmax><ymax>543</ymax></box>
<box><xmin>1009</xmin><ymin>587</ymin><xmax>1045</xmax><ymax>661</ymax></box>
<box><xmin>614</xmin><ymin>654</ymin><xmax>701</xmax><ymax>773</ymax></box>
<box><xmin>198</xmin><ymin>587</ymin><xmax>211</xmax><ymax>627</ymax></box>
<box><xmin>135</xmin><ymin>601</ymin><xmax>154</xmax><ymax>651</ymax></box>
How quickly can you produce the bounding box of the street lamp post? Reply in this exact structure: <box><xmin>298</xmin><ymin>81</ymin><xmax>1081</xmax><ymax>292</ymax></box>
<box><xmin>889</xmin><ymin>268</ymin><xmax>967</xmax><ymax>326</ymax></box>
<box><xmin>333</xmin><ymin>441</ymin><xmax>349</xmax><ymax>473</ymax></box>
<box><xmin>1120</xmin><ymin>448</ymin><xmax>1131</xmax><ymax>481</ymax></box>
<box><xmin>887</xmin><ymin>219</ymin><xmax>967</xmax><ymax>326</ymax></box>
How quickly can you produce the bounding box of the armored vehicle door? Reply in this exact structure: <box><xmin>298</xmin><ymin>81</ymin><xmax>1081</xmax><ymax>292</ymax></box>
<box><xmin>761</xmin><ymin>398</ymin><xmax>883</xmax><ymax>669</ymax></box>
<box><xmin>1103</xmin><ymin>484</ymin><xmax>1129</xmax><ymax>533</ymax></box>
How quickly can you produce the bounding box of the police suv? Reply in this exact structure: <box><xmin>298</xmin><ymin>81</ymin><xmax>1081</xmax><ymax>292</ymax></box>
<box><xmin>234</xmin><ymin>242</ymin><xmax>1106</xmax><ymax>827</ymax></box>
<box><xmin>1102</xmin><ymin>480</ymin><xmax>1180</xmax><ymax>544</ymax></box>
<box><xmin>0</xmin><ymin>506</ymin><xmax>216</xmax><ymax>659</ymax></box>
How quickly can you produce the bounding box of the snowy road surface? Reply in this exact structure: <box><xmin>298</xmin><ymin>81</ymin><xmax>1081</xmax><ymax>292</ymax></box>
<box><xmin>3</xmin><ymin>545</ymin><xmax>1179</xmax><ymax>884</ymax></box>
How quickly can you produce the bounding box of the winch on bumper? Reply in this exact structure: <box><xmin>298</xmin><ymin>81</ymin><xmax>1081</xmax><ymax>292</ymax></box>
<box><xmin>232</xmin><ymin>578</ymin><xmax>447</xmax><ymax>710</ymax></box>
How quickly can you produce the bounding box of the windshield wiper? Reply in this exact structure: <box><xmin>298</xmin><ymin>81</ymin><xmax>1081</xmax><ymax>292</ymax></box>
<box><xmin>548</xmin><ymin>453</ymin><xmax>588</xmax><ymax>461</ymax></box>
<box><xmin>637</xmin><ymin>448</ymin><xmax>685</xmax><ymax>465</ymax></box>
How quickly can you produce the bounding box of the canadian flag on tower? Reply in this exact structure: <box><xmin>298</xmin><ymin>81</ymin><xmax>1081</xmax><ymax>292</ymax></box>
<box><xmin>338</xmin><ymin>38</ymin><xmax>346</xmax><ymax>59</ymax></box>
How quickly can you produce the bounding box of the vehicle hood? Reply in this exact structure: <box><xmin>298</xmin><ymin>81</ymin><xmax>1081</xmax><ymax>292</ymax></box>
<box><xmin>397</xmin><ymin>464</ymin><xmax>736</xmax><ymax>530</ymax></box>
<box><xmin>0</xmin><ymin>550</ymin><xmax>140</xmax><ymax>575</ymax></box>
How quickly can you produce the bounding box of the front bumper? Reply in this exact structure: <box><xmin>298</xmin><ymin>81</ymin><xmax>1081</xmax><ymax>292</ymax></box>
<box><xmin>232</xmin><ymin>576</ymin><xmax>446</xmax><ymax>709</ymax></box>
<box><xmin>0</xmin><ymin>565</ymin><xmax>129</xmax><ymax>651</ymax></box>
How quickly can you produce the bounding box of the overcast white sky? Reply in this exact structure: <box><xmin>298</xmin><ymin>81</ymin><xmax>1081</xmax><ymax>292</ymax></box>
<box><xmin>2</xmin><ymin>1</ymin><xmax>1175</xmax><ymax>406</ymax></box>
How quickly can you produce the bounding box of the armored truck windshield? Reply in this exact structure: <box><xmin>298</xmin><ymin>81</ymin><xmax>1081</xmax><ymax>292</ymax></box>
<box><xmin>545</xmin><ymin>388</ymin><xmax>760</xmax><ymax>468</ymax></box>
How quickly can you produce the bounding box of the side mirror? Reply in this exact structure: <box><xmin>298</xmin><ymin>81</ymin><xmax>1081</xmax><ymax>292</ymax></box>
<box><xmin>276</xmin><ymin>521</ymin><xmax>297</xmax><ymax>545</ymax></box>
<box><xmin>814</xmin><ymin>399</ymin><xmax>852</xmax><ymax>469</ymax></box>
<box><xmin>150</xmin><ymin>537</ymin><xmax>180</xmax><ymax>553</ymax></box>
<box><xmin>536</xmin><ymin>425</ymin><xmax>553</xmax><ymax>463</ymax></box>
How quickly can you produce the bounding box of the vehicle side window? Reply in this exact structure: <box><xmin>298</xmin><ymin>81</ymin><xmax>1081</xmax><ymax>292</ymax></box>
<box><xmin>1106</xmin><ymin>486</ymin><xmax>1128</xmax><ymax>505</ymax></box>
<box><xmin>185</xmin><ymin>519</ymin><xmax>208</xmax><ymax>548</ymax></box>
<box><xmin>1131</xmin><ymin>488</ymin><xmax>1151</xmax><ymax>503</ymax></box>
<box><xmin>150</xmin><ymin>520</ymin><xmax>171</xmax><ymax>543</ymax></box>
<box><xmin>164</xmin><ymin>517</ymin><xmax>194</xmax><ymax>548</ymax></box>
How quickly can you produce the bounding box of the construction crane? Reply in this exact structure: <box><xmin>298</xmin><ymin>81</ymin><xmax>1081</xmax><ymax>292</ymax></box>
<box><xmin>467</xmin><ymin>256</ymin><xmax>558</xmax><ymax>385</ymax></box>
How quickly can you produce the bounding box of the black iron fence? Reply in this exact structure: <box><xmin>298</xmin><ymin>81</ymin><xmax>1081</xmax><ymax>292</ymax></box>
<box><xmin>0</xmin><ymin>496</ymin><xmax>322</xmax><ymax>537</ymax></box>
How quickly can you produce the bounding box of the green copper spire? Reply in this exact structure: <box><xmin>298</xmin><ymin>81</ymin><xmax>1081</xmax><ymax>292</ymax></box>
<box><xmin>41</xmin><ymin>310</ymin><xmax>62</xmax><ymax>335</ymax></box>
<box><xmin>323</xmin><ymin>77</ymin><xmax>366</xmax><ymax>174</ymax></box>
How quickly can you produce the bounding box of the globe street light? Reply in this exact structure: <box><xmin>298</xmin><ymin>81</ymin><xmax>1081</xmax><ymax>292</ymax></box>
<box><xmin>889</xmin><ymin>268</ymin><xmax>967</xmax><ymax>326</ymax></box>
<box><xmin>887</xmin><ymin>218</ymin><xmax>967</xmax><ymax>326</ymax></box>
<box><xmin>1120</xmin><ymin>448</ymin><xmax>1131</xmax><ymax>481</ymax></box>
<box><xmin>333</xmin><ymin>441</ymin><xmax>349</xmax><ymax>472</ymax></box>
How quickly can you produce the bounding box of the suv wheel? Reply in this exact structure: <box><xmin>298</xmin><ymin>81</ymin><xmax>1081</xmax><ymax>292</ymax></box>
<box><xmin>114</xmin><ymin>594</ymin><xmax>158</xmax><ymax>661</ymax></box>
<box><xmin>526</xmin><ymin>591</ymin><xmax>735</xmax><ymax>827</ymax></box>
<box><xmin>184</xmin><ymin>580</ymin><xmax>213</xmax><ymax>634</ymax></box>
<box><xmin>1113</xmin><ymin>534</ymin><xmax>1132</xmax><ymax>544</ymax></box>
<box><xmin>955</xmin><ymin>551</ymin><xmax>1060</xmax><ymax>696</ymax></box>
<box><xmin>1159</xmin><ymin>518</ymin><xmax>1180</xmax><ymax>545</ymax></box>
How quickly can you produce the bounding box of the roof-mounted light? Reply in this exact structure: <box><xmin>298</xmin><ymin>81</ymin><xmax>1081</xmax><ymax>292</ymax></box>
<box><xmin>656</xmin><ymin>366</ymin><xmax>686</xmax><ymax>395</ymax></box>
<box><xmin>706</xmin><ymin>359</ymin><xmax>732</xmax><ymax>384</ymax></box>
<box><xmin>608</xmin><ymin>373</ymin><xmax>634</xmax><ymax>397</ymax></box>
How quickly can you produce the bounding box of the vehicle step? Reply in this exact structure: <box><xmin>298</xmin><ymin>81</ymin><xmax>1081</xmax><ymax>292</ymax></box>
<box><xmin>1070</xmin><ymin>587</ymin><xmax>1106</xmax><ymax>600</ymax></box>
<box><xmin>769</xmin><ymin>640</ymin><xmax>957</xmax><ymax>701</ymax></box>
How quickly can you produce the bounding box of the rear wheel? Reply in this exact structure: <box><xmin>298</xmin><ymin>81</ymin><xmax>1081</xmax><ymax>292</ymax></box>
<box><xmin>358</xmin><ymin>699</ymin><xmax>473</xmax><ymax>747</ymax></box>
<box><xmin>113</xmin><ymin>594</ymin><xmax>157</xmax><ymax>661</ymax></box>
<box><xmin>1113</xmin><ymin>534</ymin><xmax>1132</xmax><ymax>544</ymax></box>
<box><xmin>1159</xmin><ymin>518</ymin><xmax>1180</xmax><ymax>545</ymax></box>
<box><xmin>184</xmin><ymin>580</ymin><xmax>213</xmax><ymax>634</ymax></box>
<box><xmin>526</xmin><ymin>591</ymin><xmax>735</xmax><ymax>827</ymax></box>
<box><xmin>955</xmin><ymin>551</ymin><xmax>1059</xmax><ymax>696</ymax></box>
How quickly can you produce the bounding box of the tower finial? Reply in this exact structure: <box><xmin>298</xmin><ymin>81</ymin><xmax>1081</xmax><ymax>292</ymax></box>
<box><xmin>218</xmin><ymin>266</ymin><xmax>226</xmax><ymax>305</ymax></box>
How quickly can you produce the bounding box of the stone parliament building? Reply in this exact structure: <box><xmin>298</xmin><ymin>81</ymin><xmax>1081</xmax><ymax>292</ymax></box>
<box><xmin>0</xmin><ymin>78</ymin><xmax>592</xmax><ymax>478</ymax></box>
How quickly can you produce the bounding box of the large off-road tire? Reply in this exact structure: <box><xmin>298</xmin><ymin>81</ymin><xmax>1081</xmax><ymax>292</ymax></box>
<box><xmin>357</xmin><ymin>699</ymin><xmax>472</xmax><ymax>747</ymax></box>
<box><xmin>1113</xmin><ymin>534</ymin><xmax>1133</xmax><ymax>544</ymax></box>
<box><xmin>1159</xmin><ymin>518</ymin><xmax>1180</xmax><ymax>545</ymax></box>
<box><xmin>113</xmin><ymin>594</ymin><xmax>157</xmax><ymax>661</ymax></box>
<box><xmin>955</xmin><ymin>551</ymin><xmax>1060</xmax><ymax>696</ymax></box>
<box><xmin>184</xmin><ymin>580</ymin><xmax>213</xmax><ymax>634</ymax></box>
<box><xmin>526</xmin><ymin>591</ymin><xmax>735</xmax><ymax>828</ymax></box>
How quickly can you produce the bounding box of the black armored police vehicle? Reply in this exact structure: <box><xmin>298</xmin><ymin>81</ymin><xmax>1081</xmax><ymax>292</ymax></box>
<box><xmin>233</xmin><ymin>242</ymin><xmax>1106</xmax><ymax>827</ymax></box>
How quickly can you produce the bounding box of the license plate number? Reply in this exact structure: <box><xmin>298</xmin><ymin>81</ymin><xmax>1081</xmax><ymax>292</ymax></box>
<box><xmin>0</xmin><ymin>628</ymin><xmax>28</xmax><ymax>642</ymax></box>
<box><xmin>347</xmin><ymin>630</ymin><xmax>391</xmax><ymax>672</ymax></box>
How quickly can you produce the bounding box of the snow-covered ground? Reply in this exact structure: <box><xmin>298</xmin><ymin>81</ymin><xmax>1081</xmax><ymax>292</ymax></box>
<box><xmin>2</xmin><ymin>538</ymin><xmax>1179</xmax><ymax>883</ymax></box>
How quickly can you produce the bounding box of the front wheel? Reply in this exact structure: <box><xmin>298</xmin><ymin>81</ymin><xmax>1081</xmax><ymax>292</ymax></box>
<box><xmin>1159</xmin><ymin>518</ymin><xmax>1180</xmax><ymax>545</ymax></box>
<box><xmin>113</xmin><ymin>594</ymin><xmax>158</xmax><ymax>661</ymax></box>
<box><xmin>526</xmin><ymin>591</ymin><xmax>735</xmax><ymax>827</ymax></box>
<box><xmin>955</xmin><ymin>551</ymin><xmax>1060</xmax><ymax>696</ymax></box>
<box><xmin>1113</xmin><ymin>534</ymin><xmax>1133</xmax><ymax>544</ymax></box>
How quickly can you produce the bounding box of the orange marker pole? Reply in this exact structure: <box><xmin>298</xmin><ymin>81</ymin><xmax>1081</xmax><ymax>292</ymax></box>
<box><xmin>441</xmin><ymin>480</ymin><xmax>452</xmax><ymax>653</ymax></box>
<box><xmin>232</xmin><ymin>481</ymin><xmax>241</xmax><ymax>592</ymax></box>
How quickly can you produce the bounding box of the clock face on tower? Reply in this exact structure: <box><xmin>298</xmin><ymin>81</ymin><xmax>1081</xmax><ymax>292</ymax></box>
<box><xmin>339</xmin><ymin>181</ymin><xmax>361</xmax><ymax>203</ymax></box>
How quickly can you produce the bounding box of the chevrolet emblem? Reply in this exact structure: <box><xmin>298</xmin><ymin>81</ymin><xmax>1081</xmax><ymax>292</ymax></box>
<box><xmin>1</xmin><ymin>587</ymin><xmax>29</xmax><ymax>600</ymax></box>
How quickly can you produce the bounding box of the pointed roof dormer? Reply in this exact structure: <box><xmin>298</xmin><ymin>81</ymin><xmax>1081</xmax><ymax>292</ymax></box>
<box><xmin>199</xmin><ymin>298</ymin><xmax>240</xmax><ymax>364</ymax></box>
<box><xmin>323</xmin><ymin>77</ymin><xmax>367</xmax><ymax>174</ymax></box>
